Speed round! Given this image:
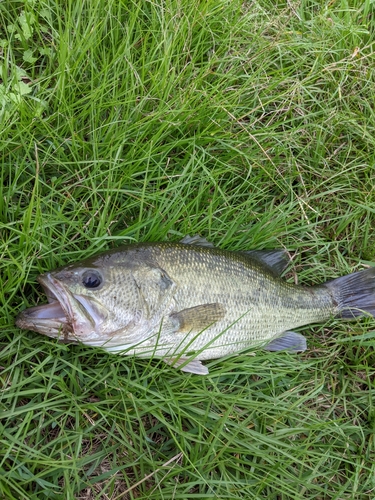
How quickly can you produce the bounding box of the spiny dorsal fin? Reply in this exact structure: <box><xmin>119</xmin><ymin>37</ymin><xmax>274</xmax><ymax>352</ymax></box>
<box><xmin>180</xmin><ymin>235</ymin><xmax>215</xmax><ymax>248</ymax></box>
<box><xmin>169</xmin><ymin>303</ymin><xmax>226</xmax><ymax>333</ymax></box>
<box><xmin>241</xmin><ymin>249</ymin><xmax>291</xmax><ymax>276</ymax></box>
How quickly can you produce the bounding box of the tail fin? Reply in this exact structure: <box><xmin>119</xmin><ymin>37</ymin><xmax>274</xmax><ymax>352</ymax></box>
<box><xmin>326</xmin><ymin>267</ymin><xmax>375</xmax><ymax>319</ymax></box>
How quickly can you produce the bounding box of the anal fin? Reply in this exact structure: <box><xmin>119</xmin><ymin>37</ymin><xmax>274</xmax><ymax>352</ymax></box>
<box><xmin>265</xmin><ymin>331</ymin><xmax>307</xmax><ymax>352</ymax></box>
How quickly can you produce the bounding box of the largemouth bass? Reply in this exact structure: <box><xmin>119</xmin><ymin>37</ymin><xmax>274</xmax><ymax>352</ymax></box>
<box><xmin>16</xmin><ymin>237</ymin><xmax>375</xmax><ymax>375</ymax></box>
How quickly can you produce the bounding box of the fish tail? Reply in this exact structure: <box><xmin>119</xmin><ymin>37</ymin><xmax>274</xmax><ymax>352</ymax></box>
<box><xmin>326</xmin><ymin>267</ymin><xmax>375</xmax><ymax>319</ymax></box>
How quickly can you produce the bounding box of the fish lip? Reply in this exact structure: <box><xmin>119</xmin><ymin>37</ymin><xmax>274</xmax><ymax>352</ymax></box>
<box><xmin>37</xmin><ymin>274</ymin><xmax>59</xmax><ymax>303</ymax></box>
<box><xmin>15</xmin><ymin>302</ymin><xmax>73</xmax><ymax>340</ymax></box>
<box><xmin>41</xmin><ymin>274</ymin><xmax>100</xmax><ymax>337</ymax></box>
<box><xmin>39</xmin><ymin>274</ymin><xmax>75</xmax><ymax>324</ymax></box>
<box><xmin>14</xmin><ymin>274</ymin><xmax>73</xmax><ymax>339</ymax></box>
<box><xmin>16</xmin><ymin>274</ymin><xmax>98</xmax><ymax>340</ymax></box>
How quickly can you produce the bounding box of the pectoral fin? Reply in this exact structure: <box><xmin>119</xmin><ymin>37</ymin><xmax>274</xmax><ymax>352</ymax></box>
<box><xmin>163</xmin><ymin>356</ymin><xmax>209</xmax><ymax>375</ymax></box>
<box><xmin>169</xmin><ymin>303</ymin><xmax>226</xmax><ymax>333</ymax></box>
<box><xmin>265</xmin><ymin>331</ymin><xmax>307</xmax><ymax>352</ymax></box>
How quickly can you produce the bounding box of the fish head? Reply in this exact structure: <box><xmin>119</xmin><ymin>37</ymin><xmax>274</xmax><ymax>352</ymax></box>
<box><xmin>16</xmin><ymin>247</ymin><xmax>178</xmax><ymax>350</ymax></box>
<box><xmin>15</xmin><ymin>260</ymin><xmax>157</xmax><ymax>347</ymax></box>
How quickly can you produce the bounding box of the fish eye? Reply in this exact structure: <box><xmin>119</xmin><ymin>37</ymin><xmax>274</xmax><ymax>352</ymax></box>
<box><xmin>82</xmin><ymin>270</ymin><xmax>103</xmax><ymax>289</ymax></box>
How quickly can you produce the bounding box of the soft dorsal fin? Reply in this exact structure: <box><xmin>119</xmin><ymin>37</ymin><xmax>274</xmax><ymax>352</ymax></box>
<box><xmin>180</xmin><ymin>235</ymin><xmax>215</xmax><ymax>248</ymax></box>
<box><xmin>241</xmin><ymin>249</ymin><xmax>290</xmax><ymax>276</ymax></box>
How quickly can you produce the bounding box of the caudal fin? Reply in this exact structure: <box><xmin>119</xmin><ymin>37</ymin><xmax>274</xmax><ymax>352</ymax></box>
<box><xmin>326</xmin><ymin>267</ymin><xmax>375</xmax><ymax>319</ymax></box>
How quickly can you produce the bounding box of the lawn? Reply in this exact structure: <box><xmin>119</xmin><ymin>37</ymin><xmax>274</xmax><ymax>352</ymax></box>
<box><xmin>1</xmin><ymin>0</ymin><xmax>375</xmax><ymax>498</ymax></box>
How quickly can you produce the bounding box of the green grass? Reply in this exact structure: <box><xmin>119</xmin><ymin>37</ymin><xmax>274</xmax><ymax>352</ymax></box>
<box><xmin>1</xmin><ymin>0</ymin><xmax>375</xmax><ymax>498</ymax></box>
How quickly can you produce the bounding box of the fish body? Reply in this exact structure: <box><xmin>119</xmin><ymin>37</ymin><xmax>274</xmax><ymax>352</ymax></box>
<box><xmin>16</xmin><ymin>238</ymin><xmax>375</xmax><ymax>374</ymax></box>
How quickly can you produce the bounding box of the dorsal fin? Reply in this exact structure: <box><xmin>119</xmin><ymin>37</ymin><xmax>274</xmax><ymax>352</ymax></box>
<box><xmin>180</xmin><ymin>236</ymin><xmax>291</xmax><ymax>276</ymax></box>
<box><xmin>180</xmin><ymin>235</ymin><xmax>215</xmax><ymax>248</ymax></box>
<box><xmin>241</xmin><ymin>249</ymin><xmax>291</xmax><ymax>276</ymax></box>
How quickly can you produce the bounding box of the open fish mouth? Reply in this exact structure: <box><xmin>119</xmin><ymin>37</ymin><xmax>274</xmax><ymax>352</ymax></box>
<box><xmin>15</xmin><ymin>274</ymin><xmax>103</xmax><ymax>340</ymax></box>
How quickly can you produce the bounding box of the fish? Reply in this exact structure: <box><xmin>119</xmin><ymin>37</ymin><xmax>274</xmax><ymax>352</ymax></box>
<box><xmin>15</xmin><ymin>236</ymin><xmax>375</xmax><ymax>375</ymax></box>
